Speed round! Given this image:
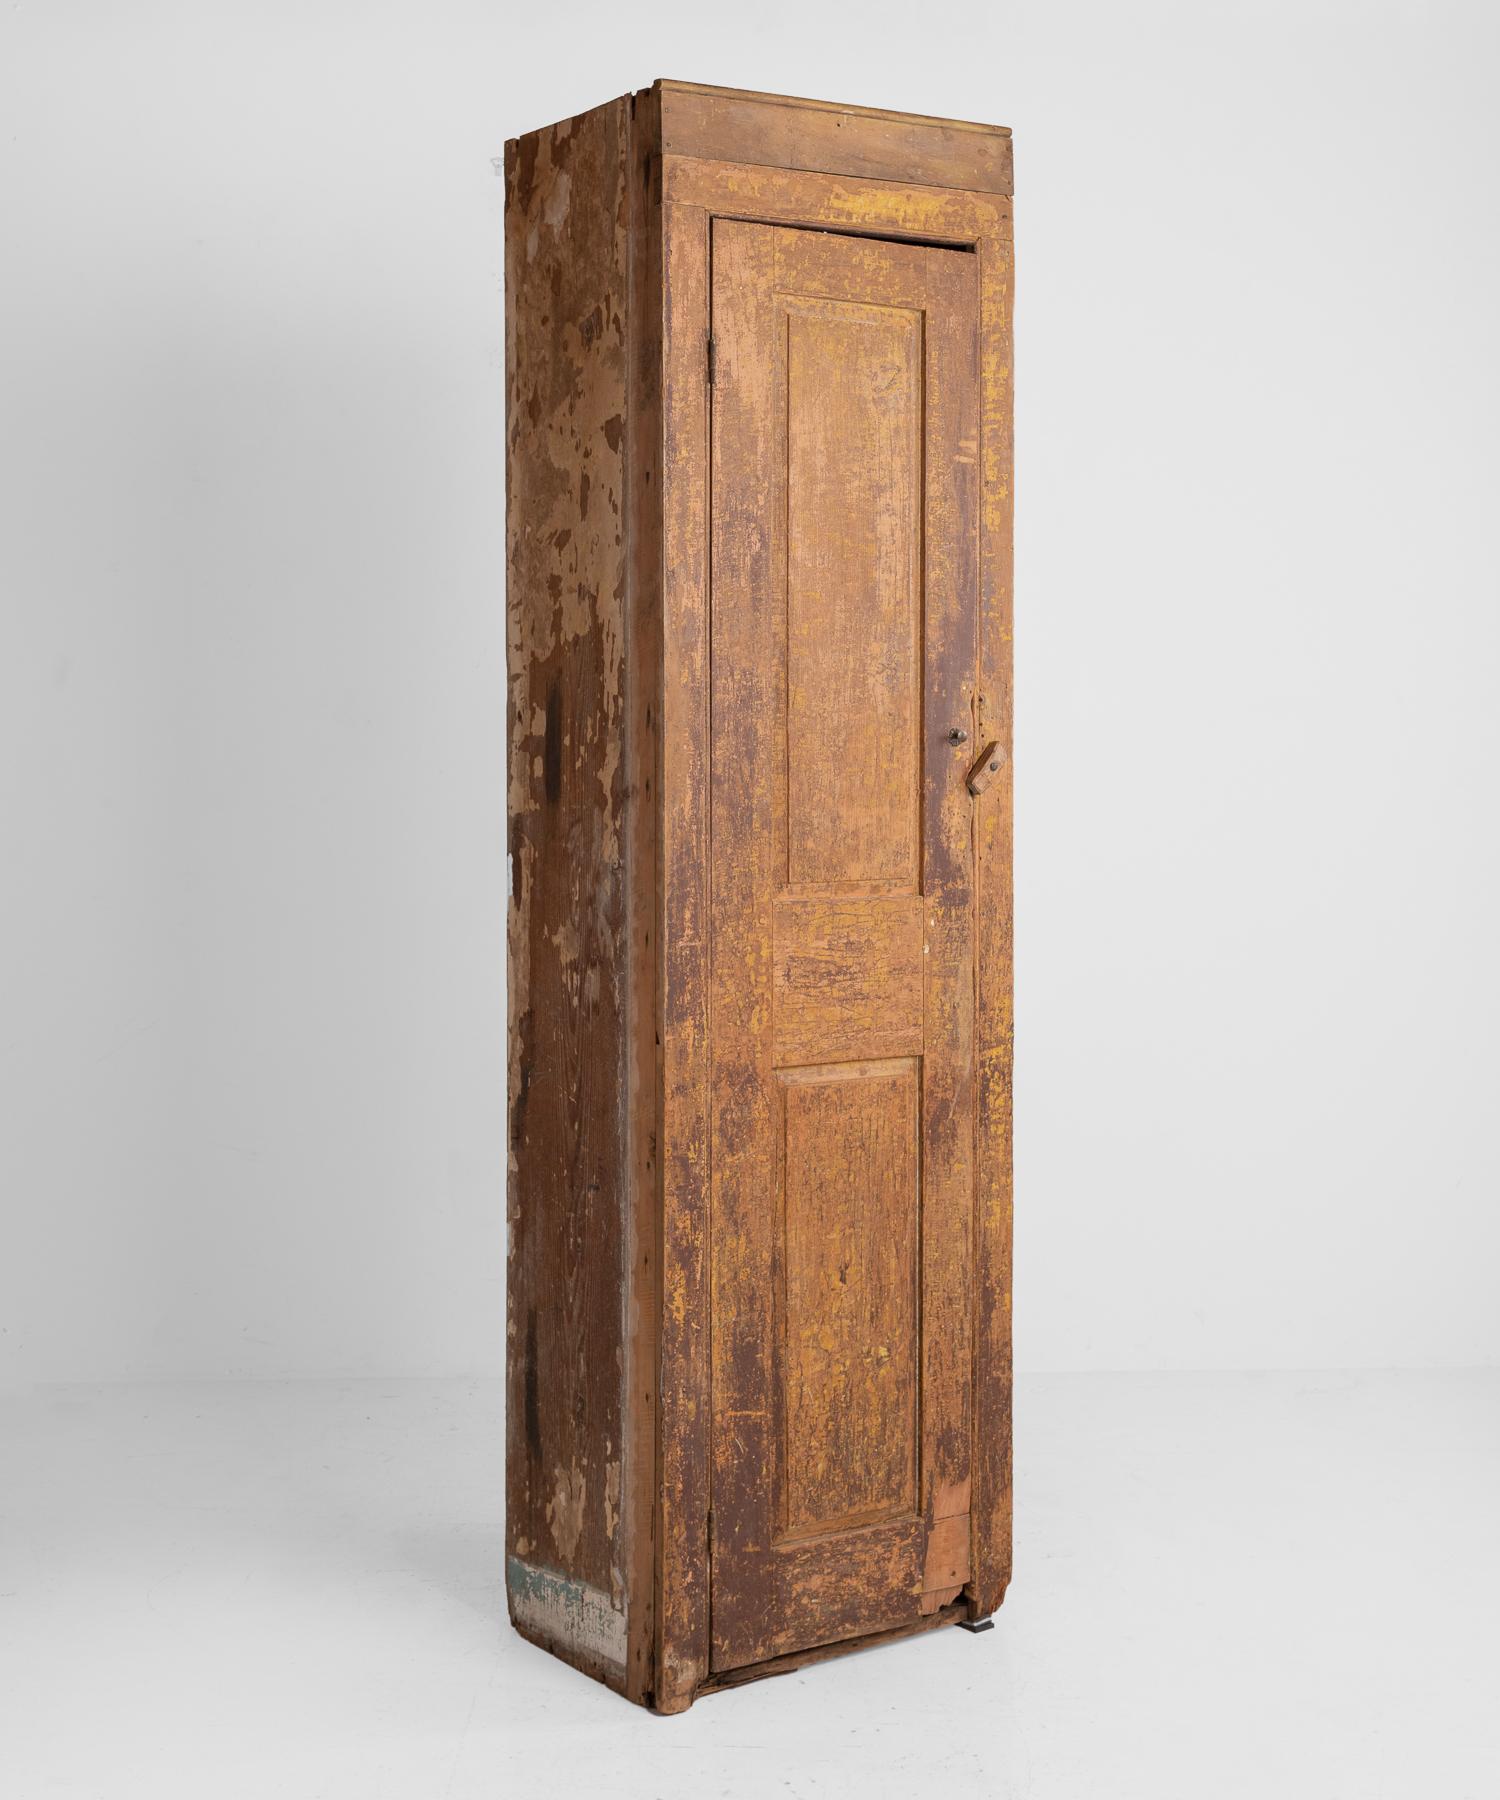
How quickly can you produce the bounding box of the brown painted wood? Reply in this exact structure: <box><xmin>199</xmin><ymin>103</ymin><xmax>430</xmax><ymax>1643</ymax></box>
<box><xmin>772</xmin><ymin>895</ymin><xmax>924</xmax><ymax>1066</ymax></box>
<box><xmin>658</xmin><ymin>80</ymin><xmax>1013</xmax><ymax>196</ymax></box>
<box><xmin>970</xmin><ymin>221</ymin><xmax>1016</xmax><ymax>1622</ymax></box>
<box><xmin>966</xmin><ymin>741</ymin><xmax>1005</xmax><ymax>796</ymax></box>
<box><xmin>697</xmin><ymin>1599</ymin><xmax>969</xmax><ymax>1695</ymax></box>
<box><xmin>664</xmin><ymin>155</ymin><xmax>1009</xmax><ymax>247</ymax></box>
<box><xmin>780</xmin><ymin>1057</ymin><xmax>921</xmax><ymax>1540</ymax></box>
<box><xmin>707</xmin><ymin>219</ymin><xmax>979</xmax><ymax>1673</ymax></box>
<box><xmin>504</xmin><ymin>93</ymin><xmax>635</xmax><ymax>1696</ymax></box>
<box><xmin>622</xmin><ymin>82</ymin><xmax>663</xmax><ymax>1707</ymax></box>
<box><xmin>655</xmin><ymin>192</ymin><xmax>714</xmax><ymax>1714</ymax></box>
<box><xmin>505</xmin><ymin>81</ymin><xmax>1013</xmax><ymax>1713</ymax></box>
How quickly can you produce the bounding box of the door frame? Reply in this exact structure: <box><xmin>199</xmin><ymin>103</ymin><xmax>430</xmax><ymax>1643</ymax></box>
<box><xmin>654</xmin><ymin>153</ymin><xmax>1014</xmax><ymax>1711</ymax></box>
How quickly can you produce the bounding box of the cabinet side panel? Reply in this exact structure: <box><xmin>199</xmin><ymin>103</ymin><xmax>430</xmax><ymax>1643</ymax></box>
<box><xmin>505</xmin><ymin>95</ymin><xmax>632</xmax><ymax>1690</ymax></box>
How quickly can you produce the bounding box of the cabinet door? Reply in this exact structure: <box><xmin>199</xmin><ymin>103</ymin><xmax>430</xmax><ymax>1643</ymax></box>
<box><xmin>708</xmin><ymin>218</ymin><xmax>979</xmax><ymax>1671</ymax></box>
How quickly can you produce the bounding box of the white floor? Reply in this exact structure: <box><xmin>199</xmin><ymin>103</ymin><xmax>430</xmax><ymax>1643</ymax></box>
<box><xmin>2</xmin><ymin>1372</ymin><xmax>1497</xmax><ymax>1799</ymax></box>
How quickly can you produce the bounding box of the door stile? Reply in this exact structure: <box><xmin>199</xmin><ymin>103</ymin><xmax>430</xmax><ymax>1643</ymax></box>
<box><xmin>915</xmin><ymin>250</ymin><xmax>980</xmax><ymax>1607</ymax></box>
<box><xmin>656</xmin><ymin>197</ymin><xmax>714</xmax><ymax>1714</ymax></box>
<box><xmin>969</xmin><ymin>216</ymin><xmax>1015</xmax><ymax>1621</ymax></box>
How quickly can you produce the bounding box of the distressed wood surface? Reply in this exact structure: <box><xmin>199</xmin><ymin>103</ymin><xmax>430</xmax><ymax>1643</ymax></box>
<box><xmin>654</xmin><ymin>196</ymin><xmax>713</xmax><ymax>1714</ymax></box>
<box><xmin>706</xmin><ymin>218</ymin><xmax>980</xmax><ymax>1672</ymax></box>
<box><xmin>772</xmin><ymin>895</ymin><xmax>923</xmax><ymax>1065</ymax></box>
<box><xmin>506</xmin><ymin>84</ymin><xmax>1014</xmax><ymax>1712</ymax></box>
<box><xmin>504</xmin><ymin>94</ymin><xmax>635</xmax><ymax>1694</ymax></box>
<box><xmin>965</xmin><ymin>740</ymin><xmax>1005</xmax><ymax>797</ymax></box>
<box><xmin>622</xmin><ymin>84</ymin><xmax>662</xmax><ymax>1706</ymax></box>
<box><xmin>698</xmin><ymin>1598</ymin><xmax>969</xmax><ymax>1695</ymax></box>
<box><xmin>658</xmin><ymin>80</ymin><xmax>1012</xmax><ymax>196</ymax></box>
<box><xmin>664</xmin><ymin>155</ymin><xmax>1009</xmax><ymax>247</ymax></box>
<box><xmin>969</xmin><ymin>217</ymin><xmax>1016</xmax><ymax>1622</ymax></box>
<box><xmin>785</xmin><ymin>291</ymin><xmax>922</xmax><ymax>885</ymax></box>
<box><xmin>779</xmin><ymin>1059</ymin><xmax>921</xmax><ymax>1539</ymax></box>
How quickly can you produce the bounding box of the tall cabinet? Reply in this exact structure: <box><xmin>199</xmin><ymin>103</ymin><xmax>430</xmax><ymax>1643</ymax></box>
<box><xmin>505</xmin><ymin>81</ymin><xmax>1013</xmax><ymax>1712</ymax></box>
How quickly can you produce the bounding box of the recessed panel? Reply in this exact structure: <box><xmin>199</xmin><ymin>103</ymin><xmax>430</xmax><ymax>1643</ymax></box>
<box><xmin>777</xmin><ymin>1059</ymin><xmax>920</xmax><ymax>1540</ymax></box>
<box><xmin>785</xmin><ymin>298</ymin><xmax>922</xmax><ymax>891</ymax></box>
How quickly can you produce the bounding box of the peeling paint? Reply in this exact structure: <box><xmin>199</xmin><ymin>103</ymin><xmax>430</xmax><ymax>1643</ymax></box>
<box><xmin>505</xmin><ymin>93</ymin><xmax>633</xmax><ymax>1653</ymax></box>
<box><xmin>507</xmin><ymin>1557</ymin><xmax>626</xmax><ymax>1670</ymax></box>
<box><xmin>542</xmin><ymin>167</ymin><xmax>572</xmax><ymax>231</ymax></box>
<box><xmin>547</xmin><ymin>1460</ymin><xmax>587</xmax><ymax>1563</ymax></box>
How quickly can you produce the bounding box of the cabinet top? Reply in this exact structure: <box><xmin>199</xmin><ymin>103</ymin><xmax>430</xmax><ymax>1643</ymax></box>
<box><xmin>653</xmin><ymin>80</ymin><xmax>1012</xmax><ymax>197</ymax></box>
<box><xmin>507</xmin><ymin>81</ymin><xmax>1013</xmax><ymax>199</ymax></box>
<box><xmin>653</xmin><ymin>79</ymin><xmax>1010</xmax><ymax>139</ymax></box>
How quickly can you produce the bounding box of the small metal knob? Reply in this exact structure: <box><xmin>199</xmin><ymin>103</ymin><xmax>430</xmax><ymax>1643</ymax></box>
<box><xmin>948</xmin><ymin>727</ymin><xmax>968</xmax><ymax>744</ymax></box>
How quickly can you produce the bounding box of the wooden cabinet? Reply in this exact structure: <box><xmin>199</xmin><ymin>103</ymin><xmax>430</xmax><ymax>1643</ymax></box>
<box><xmin>504</xmin><ymin>81</ymin><xmax>1013</xmax><ymax>1712</ymax></box>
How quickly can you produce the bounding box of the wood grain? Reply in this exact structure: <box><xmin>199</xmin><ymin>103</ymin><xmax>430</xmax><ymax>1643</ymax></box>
<box><xmin>655</xmin><ymin>195</ymin><xmax>713</xmax><ymax>1714</ymax></box>
<box><xmin>969</xmin><ymin>216</ymin><xmax>1016</xmax><ymax>1624</ymax></box>
<box><xmin>707</xmin><ymin>217</ymin><xmax>980</xmax><ymax>1673</ymax></box>
<box><xmin>504</xmin><ymin>94</ymin><xmax>633</xmax><ymax>1692</ymax></box>
<box><xmin>622</xmin><ymin>82</ymin><xmax>662</xmax><ymax>1707</ymax></box>
<box><xmin>506</xmin><ymin>84</ymin><xmax>1015</xmax><ymax>1712</ymax></box>
<box><xmin>697</xmin><ymin>1598</ymin><xmax>969</xmax><ymax>1696</ymax></box>
<box><xmin>785</xmin><ymin>295</ymin><xmax>922</xmax><ymax>889</ymax></box>
<box><xmin>658</xmin><ymin>80</ymin><xmax>1012</xmax><ymax>196</ymax></box>
<box><xmin>772</xmin><ymin>895</ymin><xmax>923</xmax><ymax>1065</ymax></box>
<box><xmin>664</xmin><ymin>155</ymin><xmax>1008</xmax><ymax>247</ymax></box>
<box><xmin>778</xmin><ymin>1060</ymin><xmax>920</xmax><ymax>1539</ymax></box>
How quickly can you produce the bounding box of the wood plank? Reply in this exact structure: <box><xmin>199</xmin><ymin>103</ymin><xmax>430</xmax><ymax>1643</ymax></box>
<box><xmin>657</xmin><ymin>80</ymin><xmax>1012</xmax><ymax>196</ymax></box>
<box><xmin>697</xmin><ymin>1600</ymin><xmax>969</xmax><ymax>1694</ymax></box>
<box><xmin>912</xmin><ymin>206</ymin><xmax>980</xmax><ymax>1649</ymax></box>
<box><xmin>660</xmin><ymin>78</ymin><xmax>1012</xmax><ymax>136</ymax></box>
<box><xmin>664</xmin><ymin>154</ymin><xmax>1009</xmax><ymax>246</ymax></box>
<box><xmin>622</xmin><ymin>81</ymin><xmax>662</xmax><ymax>1709</ymax></box>
<box><xmin>969</xmin><ymin>216</ymin><xmax>1016</xmax><ymax>1622</ymax></box>
<box><xmin>922</xmin><ymin>1510</ymin><xmax>971</xmax><ymax>1589</ymax></box>
<box><xmin>504</xmin><ymin>94</ymin><xmax>633</xmax><ymax>1694</ymax></box>
<box><xmin>706</xmin><ymin>213</ymin><xmax>784</xmax><ymax>1671</ymax></box>
<box><xmin>655</xmin><ymin>196</ymin><xmax>713</xmax><ymax>1714</ymax></box>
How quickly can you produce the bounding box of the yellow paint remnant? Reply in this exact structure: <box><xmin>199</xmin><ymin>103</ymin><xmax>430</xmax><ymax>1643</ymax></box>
<box><xmin>546</xmin><ymin>1462</ymin><xmax>587</xmax><ymax>1562</ymax></box>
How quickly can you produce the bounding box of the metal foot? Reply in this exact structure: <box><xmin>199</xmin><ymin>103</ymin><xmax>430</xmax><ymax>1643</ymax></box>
<box><xmin>957</xmin><ymin>1617</ymin><xmax>995</xmax><ymax>1634</ymax></box>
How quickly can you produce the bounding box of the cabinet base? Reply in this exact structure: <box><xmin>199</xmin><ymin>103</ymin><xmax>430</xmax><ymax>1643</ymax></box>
<box><xmin>689</xmin><ymin>1599</ymin><xmax>976</xmax><ymax>1706</ymax></box>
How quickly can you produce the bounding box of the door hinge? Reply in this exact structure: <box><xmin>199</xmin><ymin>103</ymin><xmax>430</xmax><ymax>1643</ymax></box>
<box><xmin>707</xmin><ymin>335</ymin><xmax>716</xmax><ymax>385</ymax></box>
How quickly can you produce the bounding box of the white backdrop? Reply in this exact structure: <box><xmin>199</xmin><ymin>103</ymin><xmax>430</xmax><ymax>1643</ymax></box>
<box><xmin>2</xmin><ymin>0</ymin><xmax>1496</xmax><ymax>1384</ymax></box>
